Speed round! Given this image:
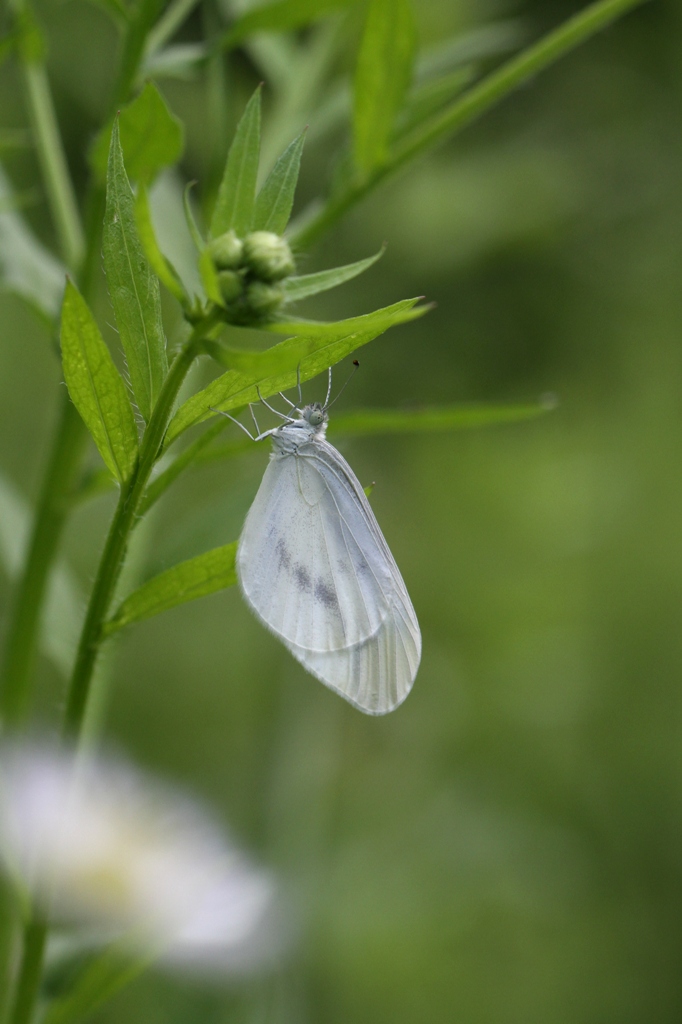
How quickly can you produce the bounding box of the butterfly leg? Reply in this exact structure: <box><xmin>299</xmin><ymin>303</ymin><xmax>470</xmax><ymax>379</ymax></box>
<box><xmin>209</xmin><ymin>406</ymin><xmax>256</xmax><ymax>440</ymax></box>
<box><xmin>279</xmin><ymin>392</ymin><xmax>298</xmax><ymax>409</ymax></box>
<box><xmin>249</xmin><ymin>403</ymin><xmax>262</xmax><ymax>436</ymax></box>
<box><xmin>256</xmin><ymin>386</ymin><xmax>295</xmax><ymax>422</ymax></box>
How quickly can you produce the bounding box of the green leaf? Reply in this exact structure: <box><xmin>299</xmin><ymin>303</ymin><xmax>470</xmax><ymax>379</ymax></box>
<box><xmin>281</xmin><ymin>248</ymin><xmax>384</xmax><ymax>303</ymax></box>
<box><xmin>134</xmin><ymin>184</ymin><xmax>188</xmax><ymax>304</ymax></box>
<box><xmin>165</xmin><ymin>297</ymin><xmax>427</xmax><ymax>445</ymax></box>
<box><xmin>327</xmin><ymin>400</ymin><xmax>555</xmax><ymax>437</ymax></box>
<box><xmin>104</xmin><ymin>543</ymin><xmax>238</xmax><ymax>635</ymax></box>
<box><xmin>183</xmin><ymin>182</ymin><xmax>205</xmax><ymax>251</ymax></box>
<box><xmin>353</xmin><ymin>0</ymin><xmax>416</xmax><ymax>173</ymax></box>
<box><xmin>292</xmin><ymin>0</ymin><xmax>650</xmax><ymax>251</ymax></box>
<box><xmin>203</xmin><ymin>336</ymin><xmax>313</xmax><ymax>375</ymax></box>
<box><xmin>0</xmin><ymin>164</ymin><xmax>66</xmax><ymax>321</ymax></box>
<box><xmin>181</xmin><ymin>399</ymin><xmax>554</xmax><ymax>478</ymax></box>
<box><xmin>60</xmin><ymin>281</ymin><xmax>139</xmax><ymax>483</ymax></box>
<box><xmin>199</xmin><ymin>248</ymin><xmax>224</xmax><ymax>306</ymax></box>
<box><xmin>395</xmin><ymin>67</ymin><xmax>472</xmax><ymax>139</ymax></box>
<box><xmin>103</xmin><ymin>119</ymin><xmax>168</xmax><ymax>422</ymax></box>
<box><xmin>210</xmin><ymin>88</ymin><xmax>261</xmax><ymax>238</ymax></box>
<box><xmin>91</xmin><ymin>82</ymin><xmax>184</xmax><ymax>184</ymax></box>
<box><xmin>220</xmin><ymin>0</ymin><xmax>357</xmax><ymax>50</ymax></box>
<box><xmin>253</xmin><ymin>130</ymin><xmax>306</xmax><ymax>235</ymax></box>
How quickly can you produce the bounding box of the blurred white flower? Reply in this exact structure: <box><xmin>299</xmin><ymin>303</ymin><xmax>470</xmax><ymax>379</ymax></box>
<box><xmin>0</xmin><ymin>743</ymin><xmax>277</xmax><ymax>973</ymax></box>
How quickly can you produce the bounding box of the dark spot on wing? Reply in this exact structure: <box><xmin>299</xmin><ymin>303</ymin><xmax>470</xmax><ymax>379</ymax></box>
<box><xmin>293</xmin><ymin>565</ymin><xmax>311</xmax><ymax>591</ymax></box>
<box><xmin>275</xmin><ymin>537</ymin><xmax>291</xmax><ymax>570</ymax></box>
<box><xmin>314</xmin><ymin>580</ymin><xmax>338</xmax><ymax>609</ymax></box>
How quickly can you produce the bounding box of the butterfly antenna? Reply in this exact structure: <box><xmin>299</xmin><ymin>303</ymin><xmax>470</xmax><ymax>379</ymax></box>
<box><xmin>324</xmin><ymin>366</ymin><xmax>333</xmax><ymax>408</ymax></box>
<box><xmin>325</xmin><ymin>360</ymin><xmax>360</xmax><ymax>411</ymax></box>
<box><xmin>209</xmin><ymin>406</ymin><xmax>256</xmax><ymax>441</ymax></box>
<box><xmin>296</xmin><ymin>364</ymin><xmax>303</xmax><ymax>407</ymax></box>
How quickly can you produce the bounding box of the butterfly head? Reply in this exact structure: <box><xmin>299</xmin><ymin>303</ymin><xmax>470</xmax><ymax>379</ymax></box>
<box><xmin>302</xmin><ymin>403</ymin><xmax>327</xmax><ymax>430</ymax></box>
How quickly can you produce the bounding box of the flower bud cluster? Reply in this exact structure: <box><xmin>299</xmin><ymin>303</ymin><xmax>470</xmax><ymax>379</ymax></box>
<box><xmin>208</xmin><ymin>229</ymin><xmax>296</xmax><ymax>325</ymax></box>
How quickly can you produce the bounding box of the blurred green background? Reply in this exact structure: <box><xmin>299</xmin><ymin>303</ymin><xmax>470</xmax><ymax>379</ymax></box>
<box><xmin>2</xmin><ymin>0</ymin><xmax>682</xmax><ymax>1020</ymax></box>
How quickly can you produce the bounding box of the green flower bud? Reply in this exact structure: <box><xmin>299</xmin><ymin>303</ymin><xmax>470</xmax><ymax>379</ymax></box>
<box><xmin>208</xmin><ymin>230</ymin><xmax>244</xmax><ymax>270</ymax></box>
<box><xmin>217</xmin><ymin>270</ymin><xmax>243</xmax><ymax>304</ymax></box>
<box><xmin>242</xmin><ymin>231</ymin><xmax>295</xmax><ymax>282</ymax></box>
<box><xmin>245</xmin><ymin>280</ymin><xmax>284</xmax><ymax>317</ymax></box>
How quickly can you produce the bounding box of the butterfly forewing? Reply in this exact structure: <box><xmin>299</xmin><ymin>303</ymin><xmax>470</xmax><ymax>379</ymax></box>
<box><xmin>238</xmin><ymin>446</ymin><xmax>392</xmax><ymax>652</ymax></box>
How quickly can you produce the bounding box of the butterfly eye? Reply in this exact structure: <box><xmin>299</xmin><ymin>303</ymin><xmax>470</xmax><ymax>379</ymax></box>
<box><xmin>309</xmin><ymin>410</ymin><xmax>323</xmax><ymax>426</ymax></box>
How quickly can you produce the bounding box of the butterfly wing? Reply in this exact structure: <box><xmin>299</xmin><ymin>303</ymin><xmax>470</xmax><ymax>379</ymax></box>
<box><xmin>237</xmin><ymin>437</ymin><xmax>421</xmax><ymax>714</ymax></box>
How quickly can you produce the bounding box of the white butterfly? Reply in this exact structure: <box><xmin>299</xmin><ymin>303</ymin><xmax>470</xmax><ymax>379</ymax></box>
<box><xmin>219</xmin><ymin>371</ymin><xmax>421</xmax><ymax>715</ymax></box>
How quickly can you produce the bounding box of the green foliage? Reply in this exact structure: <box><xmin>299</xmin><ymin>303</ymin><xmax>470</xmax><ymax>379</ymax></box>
<box><xmin>328</xmin><ymin>401</ymin><xmax>553</xmax><ymax>437</ymax></box>
<box><xmin>104</xmin><ymin>543</ymin><xmax>238</xmax><ymax>635</ymax></box>
<box><xmin>220</xmin><ymin>0</ymin><xmax>357</xmax><ymax>51</ymax></box>
<box><xmin>253</xmin><ymin>131</ymin><xmax>306</xmax><ymax>235</ymax></box>
<box><xmin>210</xmin><ymin>88</ymin><xmax>262</xmax><ymax>239</ymax></box>
<box><xmin>353</xmin><ymin>0</ymin><xmax>416</xmax><ymax>173</ymax></box>
<box><xmin>202</xmin><ymin>337</ymin><xmax>312</xmax><ymax>376</ymax></box>
<box><xmin>281</xmin><ymin>248</ymin><xmax>384</xmax><ymax>303</ymax></box>
<box><xmin>134</xmin><ymin>184</ymin><xmax>188</xmax><ymax>304</ymax></box>
<box><xmin>164</xmin><ymin>298</ymin><xmax>427</xmax><ymax>444</ymax></box>
<box><xmin>60</xmin><ymin>281</ymin><xmax>139</xmax><ymax>483</ymax></box>
<box><xmin>102</xmin><ymin>120</ymin><xmax>168</xmax><ymax>422</ymax></box>
<box><xmin>91</xmin><ymin>83</ymin><xmax>184</xmax><ymax>184</ymax></box>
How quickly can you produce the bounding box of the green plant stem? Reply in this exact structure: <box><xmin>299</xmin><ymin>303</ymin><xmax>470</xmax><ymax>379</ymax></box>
<box><xmin>145</xmin><ymin>0</ymin><xmax>202</xmax><ymax>58</ymax></box>
<box><xmin>63</xmin><ymin>317</ymin><xmax>216</xmax><ymax>738</ymax></box>
<box><xmin>0</xmin><ymin>2</ymin><xmax>90</xmax><ymax>725</ymax></box>
<box><xmin>291</xmin><ymin>0</ymin><xmax>651</xmax><ymax>250</ymax></box>
<box><xmin>0</xmin><ymin>396</ymin><xmax>88</xmax><ymax>725</ymax></box>
<box><xmin>6</xmin><ymin>916</ymin><xmax>48</xmax><ymax>1024</ymax></box>
<box><xmin>21</xmin><ymin>60</ymin><xmax>85</xmax><ymax>271</ymax></box>
<box><xmin>10</xmin><ymin>0</ymin><xmax>84</xmax><ymax>271</ymax></box>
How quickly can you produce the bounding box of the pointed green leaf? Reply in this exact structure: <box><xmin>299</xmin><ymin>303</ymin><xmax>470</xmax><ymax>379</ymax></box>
<box><xmin>220</xmin><ymin>0</ymin><xmax>357</xmax><ymax>50</ymax></box>
<box><xmin>90</xmin><ymin>82</ymin><xmax>184</xmax><ymax>184</ymax></box>
<box><xmin>281</xmin><ymin>248</ymin><xmax>384</xmax><ymax>303</ymax></box>
<box><xmin>253</xmin><ymin>130</ymin><xmax>306</xmax><ymax>235</ymax></box>
<box><xmin>103</xmin><ymin>119</ymin><xmax>168</xmax><ymax>421</ymax></box>
<box><xmin>135</xmin><ymin>184</ymin><xmax>188</xmax><ymax>304</ymax></box>
<box><xmin>328</xmin><ymin>400</ymin><xmax>555</xmax><ymax>436</ymax></box>
<box><xmin>210</xmin><ymin>88</ymin><xmax>261</xmax><ymax>238</ymax></box>
<box><xmin>354</xmin><ymin>0</ymin><xmax>416</xmax><ymax>173</ymax></box>
<box><xmin>104</xmin><ymin>543</ymin><xmax>238</xmax><ymax>635</ymax></box>
<box><xmin>60</xmin><ymin>280</ymin><xmax>139</xmax><ymax>483</ymax></box>
<box><xmin>165</xmin><ymin>297</ymin><xmax>427</xmax><ymax>445</ymax></box>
